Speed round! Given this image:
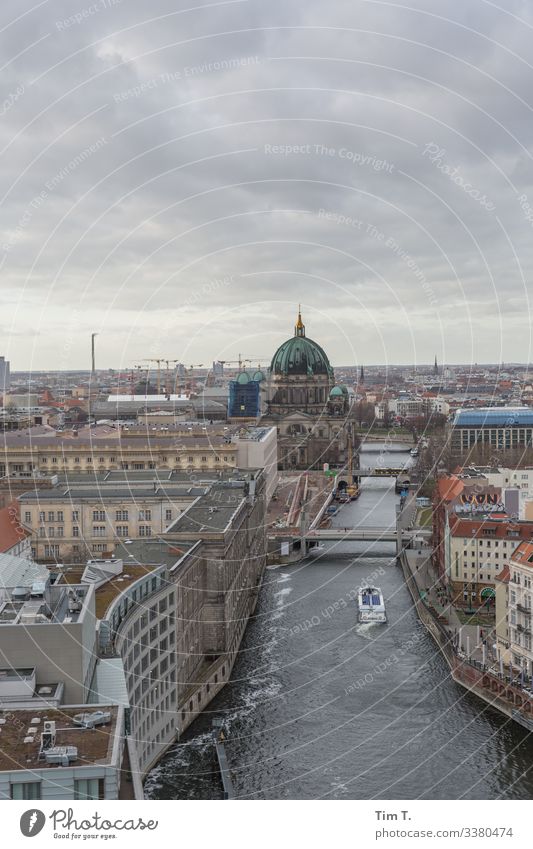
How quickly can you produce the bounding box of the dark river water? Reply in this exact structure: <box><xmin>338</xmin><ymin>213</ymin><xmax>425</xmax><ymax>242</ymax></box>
<box><xmin>145</xmin><ymin>445</ymin><xmax>533</xmax><ymax>800</ymax></box>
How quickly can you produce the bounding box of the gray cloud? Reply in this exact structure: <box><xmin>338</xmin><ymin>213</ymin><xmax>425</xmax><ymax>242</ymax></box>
<box><xmin>1</xmin><ymin>0</ymin><xmax>533</xmax><ymax>368</ymax></box>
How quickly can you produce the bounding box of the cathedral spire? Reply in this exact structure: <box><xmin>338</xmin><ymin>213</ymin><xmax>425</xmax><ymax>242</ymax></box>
<box><xmin>295</xmin><ymin>304</ymin><xmax>306</xmax><ymax>337</ymax></box>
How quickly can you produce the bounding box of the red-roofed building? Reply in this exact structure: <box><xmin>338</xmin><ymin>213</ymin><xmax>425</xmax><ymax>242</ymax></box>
<box><xmin>0</xmin><ymin>501</ymin><xmax>32</xmax><ymax>558</ymax></box>
<box><xmin>448</xmin><ymin>516</ymin><xmax>533</xmax><ymax>608</ymax></box>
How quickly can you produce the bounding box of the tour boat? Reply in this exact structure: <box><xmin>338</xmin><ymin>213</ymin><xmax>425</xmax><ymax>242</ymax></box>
<box><xmin>357</xmin><ymin>586</ymin><xmax>387</xmax><ymax>623</ymax></box>
<box><xmin>410</xmin><ymin>446</ymin><xmax>419</xmax><ymax>456</ymax></box>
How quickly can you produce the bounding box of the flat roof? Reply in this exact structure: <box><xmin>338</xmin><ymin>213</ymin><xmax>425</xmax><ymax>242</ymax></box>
<box><xmin>59</xmin><ymin>566</ymin><xmax>154</xmax><ymax>620</ymax></box>
<box><xmin>1</xmin><ymin>425</ymin><xmax>237</xmax><ymax>448</ymax></box>
<box><xmin>167</xmin><ymin>484</ymin><xmax>248</xmax><ymax>535</ymax></box>
<box><xmin>0</xmin><ymin>705</ymin><xmax>119</xmax><ymax>772</ymax></box>
<box><xmin>453</xmin><ymin>407</ymin><xmax>533</xmax><ymax>427</ymax></box>
<box><xmin>114</xmin><ymin>538</ymin><xmax>195</xmax><ymax>570</ymax></box>
<box><xmin>20</xmin><ymin>486</ymin><xmax>206</xmax><ymax>501</ymax></box>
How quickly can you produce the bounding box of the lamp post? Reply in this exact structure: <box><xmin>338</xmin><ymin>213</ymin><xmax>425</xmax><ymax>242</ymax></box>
<box><xmin>88</xmin><ymin>333</ymin><xmax>98</xmax><ymax>424</ymax></box>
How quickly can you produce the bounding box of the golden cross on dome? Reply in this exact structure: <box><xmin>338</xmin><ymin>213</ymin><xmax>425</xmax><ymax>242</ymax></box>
<box><xmin>295</xmin><ymin>304</ymin><xmax>305</xmax><ymax>337</ymax></box>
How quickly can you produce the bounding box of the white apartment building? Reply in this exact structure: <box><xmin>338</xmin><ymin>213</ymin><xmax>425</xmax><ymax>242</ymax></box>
<box><xmin>507</xmin><ymin>541</ymin><xmax>533</xmax><ymax>677</ymax></box>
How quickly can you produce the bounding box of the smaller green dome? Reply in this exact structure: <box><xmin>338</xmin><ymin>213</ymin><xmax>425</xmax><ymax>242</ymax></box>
<box><xmin>340</xmin><ymin>384</ymin><xmax>349</xmax><ymax>395</ymax></box>
<box><xmin>236</xmin><ymin>372</ymin><xmax>250</xmax><ymax>384</ymax></box>
<box><xmin>253</xmin><ymin>370</ymin><xmax>265</xmax><ymax>382</ymax></box>
<box><xmin>330</xmin><ymin>385</ymin><xmax>343</xmax><ymax>397</ymax></box>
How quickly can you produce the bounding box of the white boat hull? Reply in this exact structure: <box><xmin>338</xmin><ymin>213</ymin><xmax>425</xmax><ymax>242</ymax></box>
<box><xmin>358</xmin><ymin>586</ymin><xmax>387</xmax><ymax>623</ymax></box>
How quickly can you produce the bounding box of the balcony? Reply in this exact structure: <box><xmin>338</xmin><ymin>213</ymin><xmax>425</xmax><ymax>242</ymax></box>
<box><xmin>516</xmin><ymin>603</ymin><xmax>532</xmax><ymax>616</ymax></box>
<box><xmin>516</xmin><ymin>623</ymin><xmax>532</xmax><ymax>636</ymax></box>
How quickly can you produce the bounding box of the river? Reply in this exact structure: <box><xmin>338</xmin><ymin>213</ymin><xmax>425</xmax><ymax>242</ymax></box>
<box><xmin>145</xmin><ymin>445</ymin><xmax>533</xmax><ymax>800</ymax></box>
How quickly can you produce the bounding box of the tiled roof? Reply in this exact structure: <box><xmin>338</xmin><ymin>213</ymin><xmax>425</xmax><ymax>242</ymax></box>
<box><xmin>0</xmin><ymin>503</ymin><xmax>31</xmax><ymax>553</ymax></box>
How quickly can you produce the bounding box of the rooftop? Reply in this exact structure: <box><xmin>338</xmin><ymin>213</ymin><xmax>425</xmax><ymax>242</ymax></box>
<box><xmin>19</xmin><ymin>485</ymin><xmax>207</xmax><ymax>502</ymax></box>
<box><xmin>114</xmin><ymin>538</ymin><xmax>194</xmax><ymax>571</ymax></box>
<box><xmin>450</xmin><ymin>516</ymin><xmax>533</xmax><ymax>540</ymax></box>
<box><xmin>166</xmin><ymin>478</ymin><xmax>255</xmax><ymax>536</ymax></box>
<box><xmin>0</xmin><ymin>554</ymin><xmax>48</xmax><ymax>590</ymax></box>
<box><xmin>453</xmin><ymin>407</ymin><xmax>533</xmax><ymax>427</ymax></box>
<box><xmin>1</xmin><ymin>424</ymin><xmax>237</xmax><ymax>449</ymax></box>
<box><xmin>510</xmin><ymin>540</ymin><xmax>533</xmax><ymax>567</ymax></box>
<box><xmin>0</xmin><ymin>503</ymin><xmax>31</xmax><ymax>552</ymax></box>
<box><xmin>0</xmin><ymin>705</ymin><xmax>118</xmax><ymax>772</ymax></box>
<box><xmin>58</xmin><ymin>565</ymin><xmax>155</xmax><ymax>620</ymax></box>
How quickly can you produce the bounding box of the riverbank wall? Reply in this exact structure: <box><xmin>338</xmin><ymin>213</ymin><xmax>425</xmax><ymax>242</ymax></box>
<box><xmin>399</xmin><ymin>550</ymin><xmax>533</xmax><ymax>730</ymax></box>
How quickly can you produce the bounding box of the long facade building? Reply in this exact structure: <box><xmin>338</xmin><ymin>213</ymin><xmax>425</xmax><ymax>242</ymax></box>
<box><xmin>1</xmin><ymin>424</ymin><xmax>239</xmax><ymax>477</ymax></box>
<box><xmin>450</xmin><ymin>407</ymin><xmax>533</xmax><ymax>453</ymax></box>
<box><xmin>0</xmin><ymin>469</ymin><xmax>267</xmax><ymax>795</ymax></box>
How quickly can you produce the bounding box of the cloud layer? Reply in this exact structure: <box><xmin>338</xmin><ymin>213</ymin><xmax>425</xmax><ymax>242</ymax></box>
<box><xmin>1</xmin><ymin>0</ymin><xmax>533</xmax><ymax>369</ymax></box>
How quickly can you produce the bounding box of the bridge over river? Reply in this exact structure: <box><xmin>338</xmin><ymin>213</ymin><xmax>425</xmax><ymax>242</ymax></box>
<box><xmin>305</xmin><ymin>527</ymin><xmax>431</xmax><ymax>543</ymax></box>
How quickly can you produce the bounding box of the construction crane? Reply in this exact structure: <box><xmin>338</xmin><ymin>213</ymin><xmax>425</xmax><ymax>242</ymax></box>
<box><xmin>139</xmin><ymin>358</ymin><xmax>165</xmax><ymax>394</ymax></box>
<box><xmin>217</xmin><ymin>356</ymin><xmax>251</xmax><ymax>371</ymax></box>
<box><xmin>163</xmin><ymin>359</ymin><xmax>181</xmax><ymax>395</ymax></box>
<box><xmin>176</xmin><ymin>364</ymin><xmax>203</xmax><ymax>395</ymax></box>
<box><xmin>216</xmin><ymin>355</ymin><xmax>268</xmax><ymax>371</ymax></box>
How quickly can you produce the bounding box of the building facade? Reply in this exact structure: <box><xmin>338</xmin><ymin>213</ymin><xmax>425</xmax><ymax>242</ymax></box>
<box><xmin>450</xmin><ymin>407</ymin><xmax>533</xmax><ymax>453</ymax></box>
<box><xmin>19</xmin><ymin>480</ymin><xmax>200</xmax><ymax>561</ymax></box>
<box><xmin>1</xmin><ymin>425</ymin><xmax>239</xmax><ymax>478</ymax></box>
<box><xmin>507</xmin><ymin>541</ymin><xmax>533</xmax><ymax>677</ymax></box>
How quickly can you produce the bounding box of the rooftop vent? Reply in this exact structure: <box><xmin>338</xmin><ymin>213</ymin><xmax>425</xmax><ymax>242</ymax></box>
<box><xmin>72</xmin><ymin>711</ymin><xmax>111</xmax><ymax>729</ymax></box>
<box><xmin>44</xmin><ymin>746</ymin><xmax>78</xmax><ymax>765</ymax></box>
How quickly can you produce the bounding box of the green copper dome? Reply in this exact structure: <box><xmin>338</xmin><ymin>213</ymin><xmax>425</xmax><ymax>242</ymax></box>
<box><xmin>236</xmin><ymin>371</ymin><xmax>250</xmax><ymax>384</ymax></box>
<box><xmin>270</xmin><ymin>308</ymin><xmax>334</xmax><ymax>377</ymax></box>
<box><xmin>330</xmin><ymin>385</ymin><xmax>344</xmax><ymax>397</ymax></box>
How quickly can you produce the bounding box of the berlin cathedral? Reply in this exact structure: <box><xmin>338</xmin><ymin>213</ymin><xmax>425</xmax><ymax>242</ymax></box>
<box><xmin>262</xmin><ymin>308</ymin><xmax>352</xmax><ymax>470</ymax></box>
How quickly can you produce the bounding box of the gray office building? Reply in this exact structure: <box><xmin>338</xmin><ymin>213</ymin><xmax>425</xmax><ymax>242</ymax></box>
<box><xmin>0</xmin><ymin>357</ymin><xmax>10</xmax><ymax>394</ymax></box>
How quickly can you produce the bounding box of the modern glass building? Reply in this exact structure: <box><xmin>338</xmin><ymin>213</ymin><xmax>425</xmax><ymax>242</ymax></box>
<box><xmin>451</xmin><ymin>407</ymin><xmax>533</xmax><ymax>452</ymax></box>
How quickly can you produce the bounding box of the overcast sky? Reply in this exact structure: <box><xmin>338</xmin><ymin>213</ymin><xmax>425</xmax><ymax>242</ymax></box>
<box><xmin>1</xmin><ymin>0</ymin><xmax>533</xmax><ymax>371</ymax></box>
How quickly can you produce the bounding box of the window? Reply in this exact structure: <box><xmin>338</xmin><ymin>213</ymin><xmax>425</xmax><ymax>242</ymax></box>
<box><xmin>24</xmin><ymin>511</ymin><xmax>31</xmax><ymax>523</ymax></box>
<box><xmin>165</xmin><ymin>509</ymin><xmax>172</xmax><ymax>521</ymax></box>
<box><xmin>11</xmin><ymin>782</ymin><xmax>41</xmax><ymax>799</ymax></box>
<box><xmin>57</xmin><ymin>510</ymin><xmax>64</xmax><ymax>521</ymax></box>
<box><xmin>93</xmin><ymin>510</ymin><xmax>105</xmax><ymax>522</ymax></box>
<box><xmin>48</xmin><ymin>511</ymin><xmax>55</xmax><ymax>522</ymax></box>
<box><xmin>74</xmin><ymin>457</ymin><xmax>80</xmax><ymax>463</ymax></box>
<box><xmin>73</xmin><ymin>525</ymin><xmax>80</xmax><ymax>537</ymax></box>
<box><xmin>139</xmin><ymin>509</ymin><xmax>152</xmax><ymax>521</ymax></box>
<box><xmin>116</xmin><ymin>525</ymin><xmax>129</xmax><ymax>537</ymax></box>
<box><xmin>116</xmin><ymin>510</ymin><xmax>129</xmax><ymax>521</ymax></box>
<box><xmin>139</xmin><ymin>525</ymin><xmax>152</xmax><ymax>537</ymax></box>
<box><xmin>74</xmin><ymin>778</ymin><xmax>105</xmax><ymax>800</ymax></box>
<box><xmin>72</xmin><ymin>510</ymin><xmax>79</xmax><ymax>521</ymax></box>
<box><xmin>39</xmin><ymin>511</ymin><xmax>45</xmax><ymax>522</ymax></box>
<box><xmin>44</xmin><ymin>544</ymin><xmax>59</xmax><ymax>557</ymax></box>
<box><xmin>92</xmin><ymin>526</ymin><xmax>106</xmax><ymax>537</ymax></box>
<box><xmin>38</xmin><ymin>527</ymin><xmax>45</xmax><ymax>537</ymax></box>
<box><xmin>57</xmin><ymin>527</ymin><xmax>64</xmax><ymax>537</ymax></box>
